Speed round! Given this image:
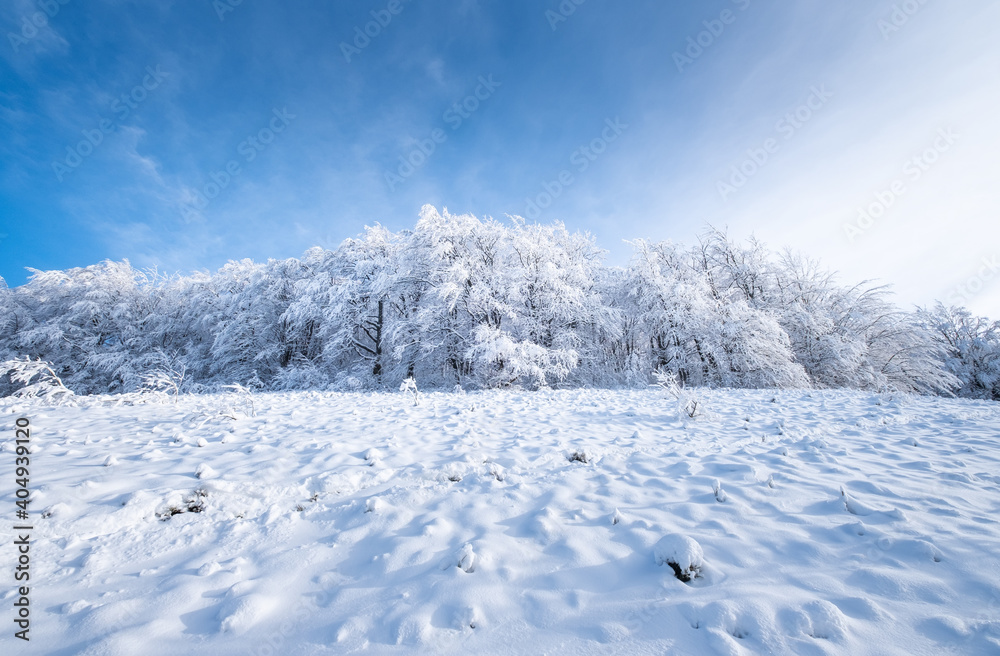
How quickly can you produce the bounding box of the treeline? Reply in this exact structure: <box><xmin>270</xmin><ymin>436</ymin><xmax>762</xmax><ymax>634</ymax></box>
<box><xmin>1</xmin><ymin>206</ymin><xmax>997</xmax><ymax>398</ymax></box>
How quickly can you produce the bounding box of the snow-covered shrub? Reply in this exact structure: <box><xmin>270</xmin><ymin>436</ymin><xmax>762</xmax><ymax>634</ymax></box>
<box><xmin>467</xmin><ymin>325</ymin><xmax>574</xmax><ymax>389</ymax></box>
<box><xmin>1</xmin><ymin>357</ymin><xmax>75</xmax><ymax>403</ymax></box>
<box><xmin>654</xmin><ymin>370</ymin><xmax>704</xmax><ymax>420</ymax></box>
<box><xmin>195</xmin><ymin>464</ymin><xmax>218</xmax><ymax>480</ymax></box>
<box><xmin>156</xmin><ymin>489</ymin><xmax>207</xmax><ymax>520</ymax></box>
<box><xmin>271</xmin><ymin>357</ymin><xmax>329</xmax><ymax>390</ymax></box>
<box><xmin>400</xmin><ymin>376</ymin><xmax>421</xmax><ymax>406</ymax></box>
<box><xmin>654</xmin><ymin>534</ymin><xmax>704</xmax><ymax>582</ymax></box>
<box><xmin>221</xmin><ymin>383</ymin><xmax>256</xmax><ymax>418</ymax></box>
<box><xmin>139</xmin><ymin>351</ymin><xmax>187</xmax><ymax>402</ymax></box>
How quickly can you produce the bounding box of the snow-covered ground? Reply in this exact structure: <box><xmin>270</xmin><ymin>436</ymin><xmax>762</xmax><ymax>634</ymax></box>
<box><xmin>3</xmin><ymin>388</ymin><xmax>1000</xmax><ymax>655</ymax></box>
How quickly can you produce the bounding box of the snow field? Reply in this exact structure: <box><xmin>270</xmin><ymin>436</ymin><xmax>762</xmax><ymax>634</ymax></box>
<box><xmin>2</xmin><ymin>388</ymin><xmax>1000</xmax><ymax>655</ymax></box>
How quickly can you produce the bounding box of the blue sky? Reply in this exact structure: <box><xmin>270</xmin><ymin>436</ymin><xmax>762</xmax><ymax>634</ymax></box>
<box><xmin>1</xmin><ymin>0</ymin><xmax>998</xmax><ymax>315</ymax></box>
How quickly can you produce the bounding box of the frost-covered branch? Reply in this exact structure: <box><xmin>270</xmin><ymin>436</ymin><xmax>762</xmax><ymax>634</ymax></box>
<box><xmin>1</xmin><ymin>357</ymin><xmax>75</xmax><ymax>403</ymax></box>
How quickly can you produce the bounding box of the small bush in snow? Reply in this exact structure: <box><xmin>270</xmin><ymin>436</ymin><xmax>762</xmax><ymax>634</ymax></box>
<box><xmin>654</xmin><ymin>534</ymin><xmax>704</xmax><ymax>582</ymax></box>
<box><xmin>139</xmin><ymin>355</ymin><xmax>187</xmax><ymax>403</ymax></box>
<box><xmin>195</xmin><ymin>464</ymin><xmax>218</xmax><ymax>479</ymax></box>
<box><xmin>220</xmin><ymin>383</ymin><xmax>256</xmax><ymax>418</ymax></box>
<box><xmin>487</xmin><ymin>461</ymin><xmax>506</xmax><ymax>481</ymax></box>
<box><xmin>654</xmin><ymin>370</ymin><xmax>704</xmax><ymax>419</ymax></box>
<box><xmin>156</xmin><ymin>489</ymin><xmax>207</xmax><ymax>520</ymax></box>
<box><xmin>400</xmin><ymin>377</ymin><xmax>421</xmax><ymax>406</ymax></box>
<box><xmin>874</xmin><ymin>383</ymin><xmax>901</xmax><ymax>406</ymax></box>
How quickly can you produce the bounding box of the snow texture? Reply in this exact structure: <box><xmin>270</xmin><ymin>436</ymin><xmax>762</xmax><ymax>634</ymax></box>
<box><xmin>2</xmin><ymin>387</ymin><xmax>1000</xmax><ymax>655</ymax></box>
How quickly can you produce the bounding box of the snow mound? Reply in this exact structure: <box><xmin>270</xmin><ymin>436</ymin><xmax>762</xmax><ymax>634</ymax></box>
<box><xmin>195</xmin><ymin>463</ymin><xmax>218</xmax><ymax>479</ymax></box>
<box><xmin>218</xmin><ymin>592</ymin><xmax>278</xmax><ymax>634</ymax></box>
<box><xmin>456</xmin><ymin>543</ymin><xmax>477</xmax><ymax>573</ymax></box>
<box><xmin>654</xmin><ymin>533</ymin><xmax>704</xmax><ymax>582</ymax></box>
<box><xmin>803</xmin><ymin>600</ymin><xmax>848</xmax><ymax>641</ymax></box>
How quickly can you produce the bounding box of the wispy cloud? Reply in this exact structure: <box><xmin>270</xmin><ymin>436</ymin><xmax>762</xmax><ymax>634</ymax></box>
<box><xmin>1</xmin><ymin>0</ymin><xmax>997</xmax><ymax>317</ymax></box>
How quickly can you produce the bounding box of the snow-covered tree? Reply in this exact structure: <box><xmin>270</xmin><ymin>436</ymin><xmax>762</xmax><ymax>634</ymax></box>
<box><xmin>4</xmin><ymin>261</ymin><xmax>162</xmax><ymax>393</ymax></box>
<box><xmin>625</xmin><ymin>239</ymin><xmax>806</xmax><ymax>389</ymax></box>
<box><xmin>918</xmin><ymin>304</ymin><xmax>1000</xmax><ymax>400</ymax></box>
<box><xmin>768</xmin><ymin>254</ymin><xmax>955</xmax><ymax>394</ymax></box>
<box><xmin>208</xmin><ymin>258</ymin><xmax>312</xmax><ymax>386</ymax></box>
<box><xmin>321</xmin><ymin>225</ymin><xmax>404</xmax><ymax>381</ymax></box>
<box><xmin>0</xmin><ymin>208</ymin><xmax>983</xmax><ymax>398</ymax></box>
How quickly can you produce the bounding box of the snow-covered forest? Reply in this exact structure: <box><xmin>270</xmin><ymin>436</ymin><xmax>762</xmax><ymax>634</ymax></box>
<box><xmin>1</xmin><ymin>206</ymin><xmax>997</xmax><ymax>399</ymax></box>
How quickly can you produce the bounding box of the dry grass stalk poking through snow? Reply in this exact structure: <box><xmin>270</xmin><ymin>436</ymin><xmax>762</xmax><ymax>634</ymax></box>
<box><xmin>220</xmin><ymin>383</ymin><xmax>256</xmax><ymax>418</ymax></box>
<box><xmin>654</xmin><ymin>369</ymin><xmax>705</xmax><ymax>419</ymax></box>
<box><xmin>139</xmin><ymin>362</ymin><xmax>187</xmax><ymax>402</ymax></box>
<box><xmin>400</xmin><ymin>376</ymin><xmax>421</xmax><ymax>406</ymax></box>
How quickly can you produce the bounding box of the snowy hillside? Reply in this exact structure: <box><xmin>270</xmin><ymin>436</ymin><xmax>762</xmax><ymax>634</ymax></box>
<box><xmin>3</xmin><ymin>388</ymin><xmax>1000</xmax><ymax>655</ymax></box>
